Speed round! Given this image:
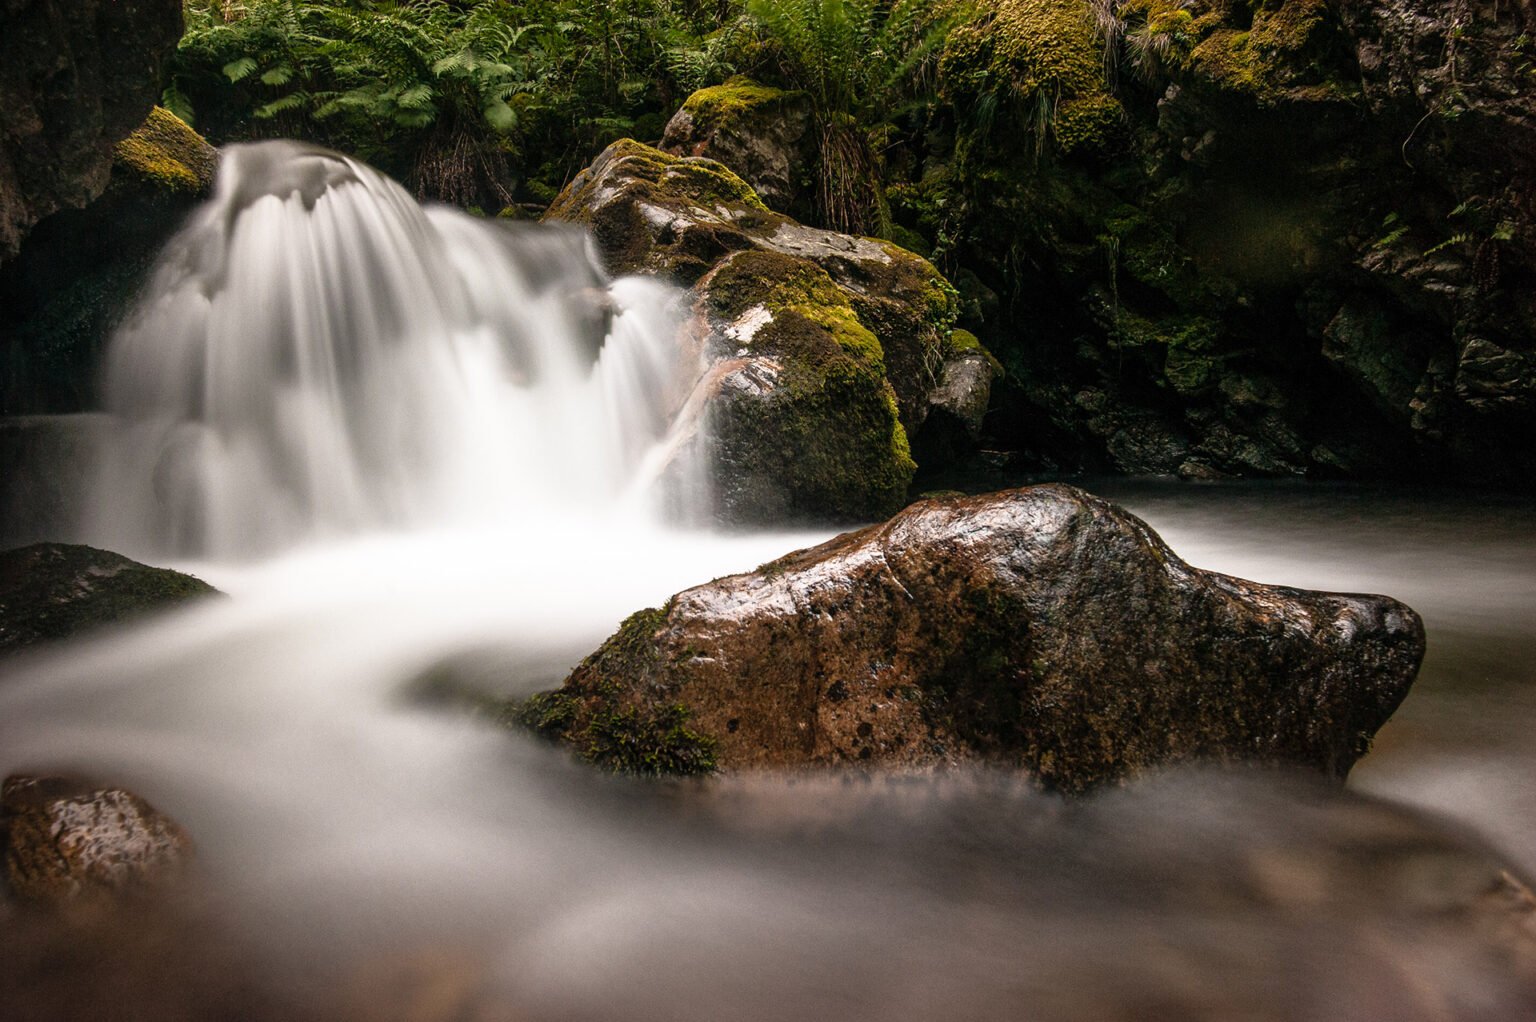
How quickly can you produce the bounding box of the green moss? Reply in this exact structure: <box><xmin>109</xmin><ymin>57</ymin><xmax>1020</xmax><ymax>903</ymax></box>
<box><xmin>112</xmin><ymin>107</ymin><xmax>216</xmax><ymax>194</ymax></box>
<box><xmin>546</xmin><ymin>138</ymin><xmax>770</xmax><ymax>225</ymax></box>
<box><xmin>705</xmin><ymin>249</ymin><xmax>848</xmax><ymax>323</ymax></box>
<box><xmin>939</xmin><ymin>0</ymin><xmax>1124</xmax><ymax>154</ymax></box>
<box><xmin>1188</xmin><ymin>0</ymin><xmax>1333</xmax><ymax>103</ymax></box>
<box><xmin>510</xmin><ymin>607</ymin><xmax>717</xmax><ymax>777</ymax></box>
<box><xmin>1052</xmin><ymin>94</ymin><xmax>1127</xmax><ymax>157</ymax></box>
<box><xmin>679</xmin><ymin>76</ymin><xmax>801</xmax><ymax>134</ymax></box>
<box><xmin>792</xmin><ymin>303</ymin><xmax>885</xmax><ymax>368</ymax></box>
<box><xmin>579</xmin><ymin>704</ymin><xmax>717</xmax><ymax>776</ymax></box>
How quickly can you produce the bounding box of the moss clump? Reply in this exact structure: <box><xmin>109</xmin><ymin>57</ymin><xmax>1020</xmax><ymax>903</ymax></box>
<box><xmin>679</xmin><ymin>76</ymin><xmax>802</xmax><ymax>135</ymax></box>
<box><xmin>939</xmin><ymin>0</ymin><xmax>1125</xmax><ymax>154</ymax></box>
<box><xmin>112</xmin><ymin>107</ymin><xmax>216</xmax><ymax>194</ymax></box>
<box><xmin>705</xmin><ymin>249</ymin><xmax>850</xmax><ymax>324</ymax></box>
<box><xmin>1188</xmin><ymin>0</ymin><xmax>1334</xmax><ymax>103</ymax></box>
<box><xmin>511</xmin><ymin>607</ymin><xmax>718</xmax><ymax>777</ymax></box>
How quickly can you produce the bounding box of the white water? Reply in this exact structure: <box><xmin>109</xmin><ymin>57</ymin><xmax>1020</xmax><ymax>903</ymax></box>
<box><xmin>88</xmin><ymin>140</ymin><xmax>704</xmax><ymax>559</ymax></box>
<box><xmin>3</xmin><ymin>145</ymin><xmax>1536</xmax><ymax>1018</ymax></box>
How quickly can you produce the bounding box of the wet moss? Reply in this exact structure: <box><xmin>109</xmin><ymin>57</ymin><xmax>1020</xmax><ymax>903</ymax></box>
<box><xmin>511</xmin><ymin>607</ymin><xmax>718</xmax><ymax>777</ymax></box>
<box><xmin>112</xmin><ymin>107</ymin><xmax>216</xmax><ymax>195</ymax></box>
<box><xmin>1188</xmin><ymin>0</ymin><xmax>1334</xmax><ymax>102</ymax></box>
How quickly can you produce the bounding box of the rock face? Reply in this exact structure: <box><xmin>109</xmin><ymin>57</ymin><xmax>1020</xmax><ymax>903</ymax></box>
<box><xmin>1</xmin><ymin>774</ymin><xmax>193</xmax><ymax>906</ymax></box>
<box><xmin>1</xmin><ymin>107</ymin><xmax>216</xmax><ymax>415</ymax></box>
<box><xmin>660</xmin><ymin>76</ymin><xmax>816</xmax><ymax>222</ymax></box>
<box><xmin>523</xmin><ymin>485</ymin><xmax>1423</xmax><ymax>791</ymax></box>
<box><xmin>0</xmin><ymin>543</ymin><xmax>217</xmax><ymax>652</ymax></box>
<box><xmin>545</xmin><ymin>138</ymin><xmax>991</xmax><ymax>522</ymax></box>
<box><xmin>0</xmin><ymin>0</ymin><xmax>185</xmax><ymax>262</ymax></box>
<box><xmin>902</xmin><ymin>0</ymin><xmax>1536</xmax><ymax>488</ymax></box>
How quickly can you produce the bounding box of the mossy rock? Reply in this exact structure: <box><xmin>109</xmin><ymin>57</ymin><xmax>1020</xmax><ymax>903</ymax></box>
<box><xmin>0</xmin><ymin>543</ymin><xmax>218</xmax><ymax>651</ymax></box>
<box><xmin>545</xmin><ymin>139</ymin><xmax>971</xmax><ymax>521</ymax></box>
<box><xmin>701</xmin><ymin>250</ymin><xmax>915</xmax><ymax>521</ymax></box>
<box><xmin>510</xmin><ymin>608</ymin><xmax>717</xmax><ymax>777</ymax></box>
<box><xmin>518</xmin><ymin>485</ymin><xmax>1425</xmax><ymax>788</ymax></box>
<box><xmin>112</xmin><ymin>106</ymin><xmax>217</xmax><ymax>195</ymax></box>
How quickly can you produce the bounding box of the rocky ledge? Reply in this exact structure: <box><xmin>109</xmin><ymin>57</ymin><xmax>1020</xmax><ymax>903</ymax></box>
<box><xmin>518</xmin><ymin>484</ymin><xmax>1424</xmax><ymax>791</ymax></box>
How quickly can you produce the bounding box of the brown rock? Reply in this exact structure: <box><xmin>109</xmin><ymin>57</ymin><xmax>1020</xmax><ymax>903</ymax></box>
<box><xmin>2</xmin><ymin>774</ymin><xmax>193</xmax><ymax>906</ymax></box>
<box><xmin>526</xmin><ymin>484</ymin><xmax>1424</xmax><ymax>791</ymax></box>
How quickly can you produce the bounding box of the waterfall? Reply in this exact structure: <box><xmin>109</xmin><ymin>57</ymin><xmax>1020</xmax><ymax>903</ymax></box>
<box><xmin>88</xmin><ymin>140</ymin><xmax>704</xmax><ymax>559</ymax></box>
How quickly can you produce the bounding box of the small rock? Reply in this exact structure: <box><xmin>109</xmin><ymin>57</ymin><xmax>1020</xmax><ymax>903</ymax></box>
<box><xmin>2</xmin><ymin>774</ymin><xmax>193</xmax><ymax>906</ymax></box>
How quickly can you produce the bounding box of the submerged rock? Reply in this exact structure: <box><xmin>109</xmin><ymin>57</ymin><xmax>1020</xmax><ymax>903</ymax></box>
<box><xmin>1</xmin><ymin>774</ymin><xmax>193</xmax><ymax>906</ymax></box>
<box><xmin>544</xmin><ymin>137</ymin><xmax>978</xmax><ymax>522</ymax></box>
<box><xmin>0</xmin><ymin>543</ymin><xmax>217</xmax><ymax>652</ymax></box>
<box><xmin>523</xmin><ymin>485</ymin><xmax>1423</xmax><ymax>790</ymax></box>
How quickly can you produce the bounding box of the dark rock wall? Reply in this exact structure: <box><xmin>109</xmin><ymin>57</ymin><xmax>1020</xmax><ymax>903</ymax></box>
<box><xmin>0</xmin><ymin>0</ymin><xmax>184</xmax><ymax>262</ymax></box>
<box><xmin>904</xmin><ymin>0</ymin><xmax>1536</xmax><ymax>488</ymax></box>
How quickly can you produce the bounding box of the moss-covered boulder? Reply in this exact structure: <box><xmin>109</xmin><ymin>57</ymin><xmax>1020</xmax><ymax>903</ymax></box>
<box><xmin>545</xmin><ymin>138</ymin><xmax>967</xmax><ymax>523</ymax></box>
<box><xmin>517</xmin><ymin>484</ymin><xmax>1424</xmax><ymax>791</ymax></box>
<box><xmin>0</xmin><ymin>543</ymin><xmax>217</xmax><ymax>652</ymax></box>
<box><xmin>660</xmin><ymin>76</ymin><xmax>815</xmax><ymax>222</ymax></box>
<box><xmin>1</xmin><ymin>107</ymin><xmax>216</xmax><ymax>415</ymax></box>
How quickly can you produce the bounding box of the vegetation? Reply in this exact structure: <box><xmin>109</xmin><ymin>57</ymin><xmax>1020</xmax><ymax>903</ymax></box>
<box><xmin>167</xmin><ymin>0</ymin><xmax>754</xmax><ymax>208</ymax></box>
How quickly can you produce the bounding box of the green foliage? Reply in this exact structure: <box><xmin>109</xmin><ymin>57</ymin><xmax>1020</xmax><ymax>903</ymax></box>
<box><xmin>743</xmin><ymin>0</ymin><xmax>966</xmax><ymax>233</ymax></box>
<box><xmin>169</xmin><ymin>0</ymin><xmax>751</xmax><ymax>207</ymax></box>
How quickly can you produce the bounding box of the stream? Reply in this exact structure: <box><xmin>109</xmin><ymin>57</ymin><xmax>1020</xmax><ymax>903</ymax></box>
<box><xmin>2</xmin><ymin>141</ymin><xmax>1534</xmax><ymax>1019</ymax></box>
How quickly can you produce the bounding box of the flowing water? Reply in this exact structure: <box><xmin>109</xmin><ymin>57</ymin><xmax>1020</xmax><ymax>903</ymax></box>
<box><xmin>3</xmin><ymin>143</ymin><xmax>1536</xmax><ymax>1019</ymax></box>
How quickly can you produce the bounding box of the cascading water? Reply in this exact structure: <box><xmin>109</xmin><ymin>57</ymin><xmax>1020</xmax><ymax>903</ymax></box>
<box><xmin>90</xmin><ymin>140</ymin><xmax>703</xmax><ymax>558</ymax></box>
<box><xmin>3</xmin><ymin>143</ymin><xmax>1536</xmax><ymax>1019</ymax></box>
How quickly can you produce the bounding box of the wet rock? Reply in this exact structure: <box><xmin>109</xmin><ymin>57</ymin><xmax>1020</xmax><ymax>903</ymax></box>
<box><xmin>522</xmin><ymin>485</ymin><xmax>1424</xmax><ymax>791</ymax></box>
<box><xmin>545</xmin><ymin>138</ymin><xmax>962</xmax><ymax>522</ymax></box>
<box><xmin>660</xmin><ymin>76</ymin><xmax>815</xmax><ymax>222</ymax></box>
<box><xmin>0</xmin><ymin>0</ymin><xmax>185</xmax><ymax>262</ymax></box>
<box><xmin>1</xmin><ymin>774</ymin><xmax>193</xmax><ymax>906</ymax></box>
<box><xmin>0</xmin><ymin>542</ymin><xmax>218</xmax><ymax>652</ymax></box>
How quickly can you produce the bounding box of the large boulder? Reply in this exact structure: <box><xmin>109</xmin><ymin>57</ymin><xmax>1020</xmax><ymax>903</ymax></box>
<box><xmin>1</xmin><ymin>107</ymin><xmax>216</xmax><ymax>415</ymax></box>
<box><xmin>520</xmin><ymin>484</ymin><xmax>1423</xmax><ymax>791</ymax></box>
<box><xmin>0</xmin><ymin>0</ymin><xmax>185</xmax><ymax>262</ymax></box>
<box><xmin>545</xmin><ymin>138</ymin><xmax>993</xmax><ymax>522</ymax></box>
<box><xmin>1</xmin><ymin>774</ymin><xmax>193</xmax><ymax>906</ymax></box>
<box><xmin>0</xmin><ymin>543</ymin><xmax>218</xmax><ymax>652</ymax></box>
